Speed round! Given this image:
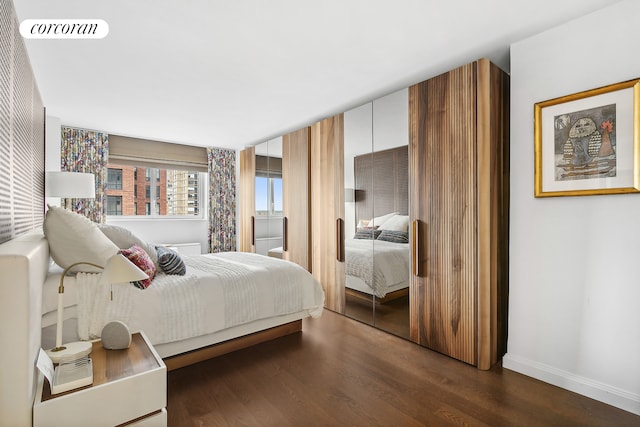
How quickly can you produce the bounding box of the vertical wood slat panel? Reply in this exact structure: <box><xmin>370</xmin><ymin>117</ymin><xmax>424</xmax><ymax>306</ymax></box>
<box><xmin>282</xmin><ymin>127</ymin><xmax>311</xmax><ymax>271</ymax></box>
<box><xmin>0</xmin><ymin>1</ymin><xmax>44</xmax><ymax>245</ymax></box>
<box><xmin>311</xmin><ymin>114</ymin><xmax>345</xmax><ymax>313</ymax></box>
<box><xmin>410</xmin><ymin>59</ymin><xmax>509</xmax><ymax>369</ymax></box>
<box><xmin>410</xmin><ymin>62</ymin><xmax>477</xmax><ymax>366</ymax></box>
<box><xmin>239</xmin><ymin>147</ymin><xmax>255</xmax><ymax>252</ymax></box>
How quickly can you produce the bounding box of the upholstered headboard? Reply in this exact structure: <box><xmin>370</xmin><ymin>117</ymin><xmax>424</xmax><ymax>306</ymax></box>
<box><xmin>0</xmin><ymin>229</ymin><xmax>49</xmax><ymax>426</ymax></box>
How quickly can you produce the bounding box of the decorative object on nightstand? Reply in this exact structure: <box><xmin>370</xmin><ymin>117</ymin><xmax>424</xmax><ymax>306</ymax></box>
<box><xmin>46</xmin><ymin>254</ymin><xmax>149</xmax><ymax>363</ymax></box>
<box><xmin>101</xmin><ymin>320</ymin><xmax>132</xmax><ymax>350</ymax></box>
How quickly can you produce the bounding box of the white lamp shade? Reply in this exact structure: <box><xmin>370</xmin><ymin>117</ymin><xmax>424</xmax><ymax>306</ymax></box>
<box><xmin>45</xmin><ymin>171</ymin><xmax>96</xmax><ymax>198</ymax></box>
<box><xmin>100</xmin><ymin>253</ymin><xmax>149</xmax><ymax>284</ymax></box>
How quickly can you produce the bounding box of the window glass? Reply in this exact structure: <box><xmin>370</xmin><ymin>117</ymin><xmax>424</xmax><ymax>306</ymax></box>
<box><xmin>106</xmin><ymin>195</ymin><xmax>122</xmax><ymax>215</ymax></box>
<box><xmin>107</xmin><ymin>168</ymin><xmax>122</xmax><ymax>190</ymax></box>
<box><xmin>255</xmin><ymin>176</ymin><xmax>282</xmax><ymax>216</ymax></box>
<box><xmin>106</xmin><ymin>163</ymin><xmax>203</xmax><ymax>218</ymax></box>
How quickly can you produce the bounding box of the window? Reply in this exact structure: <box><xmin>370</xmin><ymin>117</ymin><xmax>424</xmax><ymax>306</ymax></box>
<box><xmin>255</xmin><ymin>176</ymin><xmax>282</xmax><ymax>216</ymax></box>
<box><xmin>107</xmin><ymin>168</ymin><xmax>122</xmax><ymax>190</ymax></box>
<box><xmin>106</xmin><ymin>163</ymin><xmax>204</xmax><ymax>218</ymax></box>
<box><xmin>106</xmin><ymin>196</ymin><xmax>122</xmax><ymax>215</ymax></box>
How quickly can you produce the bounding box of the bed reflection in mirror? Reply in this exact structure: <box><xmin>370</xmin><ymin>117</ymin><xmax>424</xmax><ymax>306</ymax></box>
<box><xmin>343</xmin><ymin>88</ymin><xmax>410</xmax><ymax>340</ymax></box>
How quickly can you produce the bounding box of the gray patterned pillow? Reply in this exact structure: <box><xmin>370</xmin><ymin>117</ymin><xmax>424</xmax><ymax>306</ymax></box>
<box><xmin>376</xmin><ymin>230</ymin><xmax>409</xmax><ymax>243</ymax></box>
<box><xmin>155</xmin><ymin>246</ymin><xmax>186</xmax><ymax>275</ymax></box>
<box><xmin>354</xmin><ymin>229</ymin><xmax>382</xmax><ymax>240</ymax></box>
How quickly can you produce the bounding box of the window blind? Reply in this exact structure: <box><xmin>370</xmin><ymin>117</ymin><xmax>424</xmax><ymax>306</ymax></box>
<box><xmin>108</xmin><ymin>134</ymin><xmax>208</xmax><ymax>172</ymax></box>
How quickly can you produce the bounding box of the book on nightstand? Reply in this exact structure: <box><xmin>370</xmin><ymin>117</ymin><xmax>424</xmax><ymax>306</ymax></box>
<box><xmin>37</xmin><ymin>348</ymin><xmax>93</xmax><ymax>394</ymax></box>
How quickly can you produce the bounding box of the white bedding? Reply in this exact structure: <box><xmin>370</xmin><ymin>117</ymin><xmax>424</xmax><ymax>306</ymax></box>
<box><xmin>345</xmin><ymin>238</ymin><xmax>410</xmax><ymax>297</ymax></box>
<box><xmin>74</xmin><ymin>252</ymin><xmax>324</xmax><ymax>346</ymax></box>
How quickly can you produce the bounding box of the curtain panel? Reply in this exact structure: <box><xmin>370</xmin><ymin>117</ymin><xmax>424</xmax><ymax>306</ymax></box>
<box><xmin>208</xmin><ymin>147</ymin><xmax>236</xmax><ymax>253</ymax></box>
<box><xmin>60</xmin><ymin>126</ymin><xmax>108</xmax><ymax>223</ymax></box>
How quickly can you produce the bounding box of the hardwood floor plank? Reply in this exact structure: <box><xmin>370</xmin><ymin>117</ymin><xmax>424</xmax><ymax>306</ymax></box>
<box><xmin>167</xmin><ymin>310</ymin><xmax>639</xmax><ymax>426</ymax></box>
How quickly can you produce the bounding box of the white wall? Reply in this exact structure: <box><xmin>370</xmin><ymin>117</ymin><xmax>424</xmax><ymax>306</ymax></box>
<box><xmin>505</xmin><ymin>0</ymin><xmax>640</xmax><ymax>415</ymax></box>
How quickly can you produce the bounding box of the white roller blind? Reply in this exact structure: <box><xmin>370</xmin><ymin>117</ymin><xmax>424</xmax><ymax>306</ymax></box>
<box><xmin>108</xmin><ymin>134</ymin><xmax>208</xmax><ymax>172</ymax></box>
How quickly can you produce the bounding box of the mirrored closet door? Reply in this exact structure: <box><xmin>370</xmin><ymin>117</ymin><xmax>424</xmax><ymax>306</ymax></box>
<box><xmin>342</xmin><ymin>88</ymin><xmax>410</xmax><ymax>339</ymax></box>
<box><xmin>254</xmin><ymin>137</ymin><xmax>283</xmax><ymax>257</ymax></box>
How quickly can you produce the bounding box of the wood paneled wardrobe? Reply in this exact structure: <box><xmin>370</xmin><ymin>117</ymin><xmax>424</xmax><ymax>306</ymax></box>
<box><xmin>409</xmin><ymin>58</ymin><xmax>509</xmax><ymax>370</ymax></box>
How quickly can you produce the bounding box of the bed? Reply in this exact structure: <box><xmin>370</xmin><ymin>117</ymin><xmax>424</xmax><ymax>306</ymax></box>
<box><xmin>0</xmin><ymin>208</ymin><xmax>324</xmax><ymax>425</ymax></box>
<box><xmin>344</xmin><ymin>212</ymin><xmax>411</xmax><ymax>302</ymax></box>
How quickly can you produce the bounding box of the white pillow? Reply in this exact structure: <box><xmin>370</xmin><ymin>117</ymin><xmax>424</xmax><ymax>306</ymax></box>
<box><xmin>43</xmin><ymin>205</ymin><xmax>119</xmax><ymax>272</ymax></box>
<box><xmin>379</xmin><ymin>214</ymin><xmax>410</xmax><ymax>232</ymax></box>
<box><xmin>370</xmin><ymin>212</ymin><xmax>399</xmax><ymax>227</ymax></box>
<box><xmin>98</xmin><ymin>224</ymin><xmax>158</xmax><ymax>266</ymax></box>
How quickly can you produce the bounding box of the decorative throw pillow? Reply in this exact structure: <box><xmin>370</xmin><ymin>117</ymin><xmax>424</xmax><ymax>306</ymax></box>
<box><xmin>377</xmin><ymin>230</ymin><xmax>409</xmax><ymax>244</ymax></box>
<box><xmin>378</xmin><ymin>214</ymin><xmax>410</xmax><ymax>232</ymax></box>
<box><xmin>119</xmin><ymin>244</ymin><xmax>156</xmax><ymax>289</ymax></box>
<box><xmin>43</xmin><ymin>205</ymin><xmax>119</xmax><ymax>272</ymax></box>
<box><xmin>354</xmin><ymin>229</ymin><xmax>382</xmax><ymax>240</ymax></box>
<box><xmin>98</xmin><ymin>223</ymin><xmax>158</xmax><ymax>267</ymax></box>
<box><xmin>155</xmin><ymin>246</ymin><xmax>186</xmax><ymax>275</ymax></box>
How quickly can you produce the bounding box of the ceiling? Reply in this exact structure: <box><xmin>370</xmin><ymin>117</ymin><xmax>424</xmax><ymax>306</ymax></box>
<box><xmin>14</xmin><ymin>0</ymin><xmax>622</xmax><ymax>150</ymax></box>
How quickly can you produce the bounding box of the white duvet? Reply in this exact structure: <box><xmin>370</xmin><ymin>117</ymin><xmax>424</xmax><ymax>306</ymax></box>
<box><xmin>345</xmin><ymin>238</ymin><xmax>410</xmax><ymax>297</ymax></box>
<box><xmin>76</xmin><ymin>252</ymin><xmax>324</xmax><ymax>345</ymax></box>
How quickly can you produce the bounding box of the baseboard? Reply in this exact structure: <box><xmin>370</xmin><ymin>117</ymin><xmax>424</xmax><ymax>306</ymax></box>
<box><xmin>503</xmin><ymin>353</ymin><xmax>640</xmax><ymax>416</ymax></box>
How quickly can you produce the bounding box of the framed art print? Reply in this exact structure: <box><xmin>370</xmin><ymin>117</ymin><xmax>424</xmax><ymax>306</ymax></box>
<box><xmin>534</xmin><ymin>79</ymin><xmax>640</xmax><ymax>197</ymax></box>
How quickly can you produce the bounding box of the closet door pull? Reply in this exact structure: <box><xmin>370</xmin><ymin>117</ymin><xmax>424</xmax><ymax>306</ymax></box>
<box><xmin>412</xmin><ymin>219</ymin><xmax>422</xmax><ymax>277</ymax></box>
<box><xmin>336</xmin><ymin>218</ymin><xmax>345</xmax><ymax>262</ymax></box>
<box><xmin>282</xmin><ymin>217</ymin><xmax>288</xmax><ymax>252</ymax></box>
<box><xmin>251</xmin><ymin>215</ymin><xmax>255</xmax><ymax>247</ymax></box>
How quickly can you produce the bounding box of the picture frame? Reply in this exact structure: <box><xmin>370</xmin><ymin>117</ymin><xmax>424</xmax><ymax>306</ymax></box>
<box><xmin>534</xmin><ymin>79</ymin><xmax>640</xmax><ymax>197</ymax></box>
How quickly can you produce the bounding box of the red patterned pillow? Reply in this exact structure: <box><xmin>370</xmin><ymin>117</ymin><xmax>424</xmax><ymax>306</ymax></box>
<box><xmin>118</xmin><ymin>244</ymin><xmax>156</xmax><ymax>289</ymax></box>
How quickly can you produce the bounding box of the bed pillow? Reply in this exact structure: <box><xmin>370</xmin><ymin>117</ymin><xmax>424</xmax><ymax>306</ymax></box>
<box><xmin>43</xmin><ymin>205</ymin><xmax>119</xmax><ymax>273</ymax></box>
<box><xmin>98</xmin><ymin>223</ymin><xmax>158</xmax><ymax>267</ymax></box>
<box><xmin>156</xmin><ymin>246</ymin><xmax>186</xmax><ymax>275</ymax></box>
<box><xmin>378</xmin><ymin>214</ymin><xmax>410</xmax><ymax>232</ymax></box>
<box><xmin>119</xmin><ymin>244</ymin><xmax>156</xmax><ymax>289</ymax></box>
<box><xmin>370</xmin><ymin>212</ymin><xmax>399</xmax><ymax>227</ymax></box>
<box><xmin>354</xmin><ymin>229</ymin><xmax>382</xmax><ymax>240</ymax></box>
<box><xmin>377</xmin><ymin>230</ymin><xmax>409</xmax><ymax>243</ymax></box>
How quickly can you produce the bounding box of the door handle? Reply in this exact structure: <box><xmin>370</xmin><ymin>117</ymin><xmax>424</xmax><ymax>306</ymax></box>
<box><xmin>336</xmin><ymin>218</ymin><xmax>345</xmax><ymax>262</ymax></box>
<box><xmin>251</xmin><ymin>215</ymin><xmax>255</xmax><ymax>247</ymax></box>
<box><xmin>412</xmin><ymin>219</ymin><xmax>425</xmax><ymax>277</ymax></box>
<box><xmin>283</xmin><ymin>217</ymin><xmax>288</xmax><ymax>252</ymax></box>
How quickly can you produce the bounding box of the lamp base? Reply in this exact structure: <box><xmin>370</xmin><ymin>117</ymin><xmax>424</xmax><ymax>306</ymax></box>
<box><xmin>46</xmin><ymin>341</ymin><xmax>92</xmax><ymax>364</ymax></box>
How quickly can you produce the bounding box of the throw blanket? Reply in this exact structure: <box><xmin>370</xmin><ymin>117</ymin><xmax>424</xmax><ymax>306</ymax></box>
<box><xmin>345</xmin><ymin>238</ymin><xmax>410</xmax><ymax>297</ymax></box>
<box><xmin>76</xmin><ymin>252</ymin><xmax>324</xmax><ymax>345</ymax></box>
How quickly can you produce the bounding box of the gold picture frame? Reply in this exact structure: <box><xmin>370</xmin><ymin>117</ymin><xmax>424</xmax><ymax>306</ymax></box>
<box><xmin>534</xmin><ymin>79</ymin><xmax>640</xmax><ymax>197</ymax></box>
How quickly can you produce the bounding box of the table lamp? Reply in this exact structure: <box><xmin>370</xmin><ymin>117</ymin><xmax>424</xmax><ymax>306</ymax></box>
<box><xmin>46</xmin><ymin>254</ymin><xmax>149</xmax><ymax>363</ymax></box>
<box><xmin>45</xmin><ymin>171</ymin><xmax>96</xmax><ymax>200</ymax></box>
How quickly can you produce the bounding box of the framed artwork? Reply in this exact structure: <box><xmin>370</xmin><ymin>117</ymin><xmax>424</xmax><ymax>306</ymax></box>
<box><xmin>534</xmin><ymin>79</ymin><xmax>640</xmax><ymax>197</ymax></box>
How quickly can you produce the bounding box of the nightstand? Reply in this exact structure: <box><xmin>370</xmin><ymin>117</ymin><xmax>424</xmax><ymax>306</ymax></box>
<box><xmin>33</xmin><ymin>331</ymin><xmax>166</xmax><ymax>427</ymax></box>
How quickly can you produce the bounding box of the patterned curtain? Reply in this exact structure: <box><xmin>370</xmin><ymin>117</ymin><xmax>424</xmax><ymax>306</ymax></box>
<box><xmin>60</xmin><ymin>127</ymin><xmax>109</xmax><ymax>223</ymax></box>
<box><xmin>207</xmin><ymin>147</ymin><xmax>236</xmax><ymax>253</ymax></box>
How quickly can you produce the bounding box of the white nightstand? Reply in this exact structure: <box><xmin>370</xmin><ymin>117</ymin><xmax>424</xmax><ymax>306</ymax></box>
<box><xmin>33</xmin><ymin>331</ymin><xmax>166</xmax><ymax>427</ymax></box>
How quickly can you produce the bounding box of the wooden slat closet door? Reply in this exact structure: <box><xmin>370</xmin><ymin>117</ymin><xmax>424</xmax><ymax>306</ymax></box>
<box><xmin>282</xmin><ymin>127</ymin><xmax>311</xmax><ymax>271</ymax></box>
<box><xmin>409</xmin><ymin>62</ymin><xmax>478</xmax><ymax>366</ymax></box>
<box><xmin>310</xmin><ymin>114</ymin><xmax>345</xmax><ymax>313</ymax></box>
<box><xmin>239</xmin><ymin>146</ymin><xmax>255</xmax><ymax>253</ymax></box>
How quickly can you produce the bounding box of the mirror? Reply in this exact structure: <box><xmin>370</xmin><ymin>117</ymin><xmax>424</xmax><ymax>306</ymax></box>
<box><xmin>254</xmin><ymin>137</ymin><xmax>283</xmax><ymax>258</ymax></box>
<box><xmin>343</xmin><ymin>102</ymin><xmax>374</xmax><ymax>325</ymax></box>
<box><xmin>342</xmin><ymin>89</ymin><xmax>410</xmax><ymax>339</ymax></box>
<box><xmin>371</xmin><ymin>89</ymin><xmax>409</xmax><ymax>340</ymax></box>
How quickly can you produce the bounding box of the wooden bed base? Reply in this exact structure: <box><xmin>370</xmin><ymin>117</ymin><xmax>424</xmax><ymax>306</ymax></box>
<box><xmin>163</xmin><ymin>320</ymin><xmax>302</xmax><ymax>371</ymax></box>
<box><xmin>345</xmin><ymin>287</ymin><xmax>409</xmax><ymax>304</ymax></box>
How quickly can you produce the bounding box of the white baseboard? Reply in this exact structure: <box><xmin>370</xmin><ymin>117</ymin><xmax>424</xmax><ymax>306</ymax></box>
<box><xmin>502</xmin><ymin>353</ymin><xmax>640</xmax><ymax>416</ymax></box>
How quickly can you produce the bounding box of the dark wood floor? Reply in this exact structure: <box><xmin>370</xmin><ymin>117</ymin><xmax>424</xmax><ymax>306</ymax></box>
<box><xmin>167</xmin><ymin>310</ymin><xmax>639</xmax><ymax>426</ymax></box>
